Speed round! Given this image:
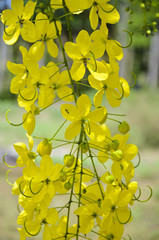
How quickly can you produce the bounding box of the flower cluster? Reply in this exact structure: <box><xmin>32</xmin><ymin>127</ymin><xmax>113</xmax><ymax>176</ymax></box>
<box><xmin>1</xmin><ymin>0</ymin><xmax>152</xmax><ymax>240</ymax></box>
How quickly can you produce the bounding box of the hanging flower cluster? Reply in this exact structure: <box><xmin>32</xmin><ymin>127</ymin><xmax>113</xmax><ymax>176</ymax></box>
<box><xmin>1</xmin><ymin>0</ymin><xmax>152</xmax><ymax>240</ymax></box>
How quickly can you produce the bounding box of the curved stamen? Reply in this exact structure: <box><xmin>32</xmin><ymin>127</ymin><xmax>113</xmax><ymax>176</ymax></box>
<box><xmin>111</xmin><ymin>30</ymin><xmax>133</xmax><ymax>49</ymax></box>
<box><xmin>109</xmin><ymin>83</ymin><xmax>124</xmax><ymax>100</ymax></box>
<box><xmin>132</xmin><ymin>186</ymin><xmax>141</xmax><ymax>201</ymax></box>
<box><xmin>19</xmin><ymin>89</ymin><xmax>37</xmax><ymax>101</ymax></box>
<box><xmin>6</xmin><ymin>169</ymin><xmax>14</xmax><ymax>186</ymax></box>
<box><xmin>98</xmin><ymin>0</ymin><xmax>117</xmax><ymax>13</ymax></box>
<box><xmin>29</xmin><ymin>178</ymin><xmax>44</xmax><ymax>195</ymax></box>
<box><xmin>3</xmin><ymin>20</ymin><xmax>17</xmax><ymax>36</ymax></box>
<box><xmin>24</xmin><ymin>219</ymin><xmax>41</xmax><ymax>236</ymax></box>
<box><xmin>6</xmin><ymin>109</ymin><xmax>29</xmax><ymax>127</ymax></box>
<box><xmin>122</xmin><ymin>234</ymin><xmax>132</xmax><ymax>240</ymax></box>
<box><xmin>3</xmin><ymin>153</ymin><xmax>18</xmax><ymax>168</ymax></box>
<box><xmin>88</xmin><ymin>51</ymin><xmax>97</xmax><ymax>72</ymax></box>
<box><xmin>115</xmin><ymin>207</ymin><xmax>132</xmax><ymax>224</ymax></box>
<box><xmin>130</xmin><ymin>72</ymin><xmax>137</xmax><ymax>88</ymax></box>
<box><xmin>134</xmin><ymin>152</ymin><xmax>141</xmax><ymax>168</ymax></box>
<box><xmin>19</xmin><ymin>181</ymin><xmax>31</xmax><ymax>198</ymax></box>
<box><xmin>133</xmin><ymin>186</ymin><xmax>153</xmax><ymax>203</ymax></box>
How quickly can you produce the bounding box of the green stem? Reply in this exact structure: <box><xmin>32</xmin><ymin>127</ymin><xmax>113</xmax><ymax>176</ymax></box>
<box><xmin>65</xmin><ymin>130</ymin><xmax>83</xmax><ymax>239</ymax></box>
<box><xmin>62</xmin><ymin>0</ymin><xmax>73</xmax><ymax>42</ymax></box>
<box><xmin>48</xmin><ymin>4</ymin><xmax>77</xmax><ymax>103</ymax></box>
<box><xmin>83</xmin><ymin>132</ymin><xmax>104</xmax><ymax>199</ymax></box>
<box><xmin>49</xmin><ymin>120</ymin><xmax>67</xmax><ymax>140</ymax></box>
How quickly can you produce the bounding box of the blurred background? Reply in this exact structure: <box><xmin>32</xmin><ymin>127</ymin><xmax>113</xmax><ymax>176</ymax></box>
<box><xmin>0</xmin><ymin>0</ymin><xmax>159</xmax><ymax>239</ymax></box>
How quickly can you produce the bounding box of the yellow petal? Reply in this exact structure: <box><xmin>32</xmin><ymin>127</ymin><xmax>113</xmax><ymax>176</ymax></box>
<box><xmin>3</xmin><ymin>24</ymin><xmax>20</xmax><ymax>45</ymax></box>
<box><xmin>71</xmin><ymin>61</ymin><xmax>85</xmax><ymax>81</ymax></box>
<box><xmin>106</xmin><ymin>89</ymin><xmax>121</xmax><ymax>108</ymax></box>
<box><xmin>65</xmin><ymin>42</ymin><xmax>82</xmax><ymax>59</ymax></box>
<box><xmin>120</xmin><ymin>77</ymin><xmax>130</xmax><ymax>97</ymax></box>
<box><xmin>38</xmin><ymin>86</ymin><xmax>55</xmax><ymax>108</ymax></box>
<box><xmin>77</xmin><ymin>94</ymin><xmax>92</xmax><ymax>117</ymax></box>
<box><xmin>46</xmin><ymin>39</ymin><xmax>58</xmax><ymax>58</ymax></box>
<box><xmin>29</xmin><ymin>41</ymin><xmax>45</xmax><ymax>62</ymax></box>
<box><xmin>46</xmin><ymin>208</ymin><xmax>59</xmax><ymax>225</ymax></box>
<box><xmin>21</xmin><ymin>20</ymin><xmax>38</xmax><ymax>43</ymax></box>
<box><xmin>23</xmin><ymin>112</ymin><xmax>35</xmax><ymax>135</ymax></box>
<box><xmin>57</xmin><ymin>86</ymin><xmax>74</xmax><ymax>102</ymax></box>
<box><xmin>7</xmin><ymin>61</ymin><xmax>26</xmax><ymax>75</ymax></box>
<box><xmin>35</xmin><ymin>12</ymin><xmax>49</xmax><ymax>36</ymax></box>
<box><xmin>65</xmin><ymin>0</ymin><xmax>91</xmax><ymax>12</ymax></box>
<box><xmin>94</xmin><ymin>90</ymin><xmax>104</xmax><ymax>107</ymax></box>
<box><xmin>65</xmin><ymin>121</ymin><xmax>81</xmax><ymax>140</ymax></box>
<box><xmin>89</xmin><ymin>6</ymin><xmax>98</xmax><ymax>30</ymax></box>
<box><xmin>1</xmin><ymin>9</ymin><xmax>18</xmax><ymax>25</ymax></box>
<box><xmin>99</xmin><ymin>4</ymin><xmax>120</xmax><ymax>24</ymax></box>
<box><xmin>76</xmin><ymin>30</ymin><xmax>91</xmax><ymax>56</ymax></box>
<box><xmin>22</xmin><ymin>1</ymin><xmax>36</xmax><ymax>20</ymax></box>
<box><xmin>61</xmin><ymin>103</ymin><xmax>79</xmax><ymax>121</ymax></box>
<box><xmin>11</xmin><ymin>0</ymin><xmax>23</xmax><ymax>17</ymax></box>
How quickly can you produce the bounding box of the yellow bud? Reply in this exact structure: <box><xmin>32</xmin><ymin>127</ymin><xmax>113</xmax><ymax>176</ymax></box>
<box><xmin>146</xmin><ymin>29</ymin><xmax>151</xmax><ymax>35</ymax></box>
<box><xmin>129</xmin><ymin>200</ymin><xmax>134</xmax><ymax>206</ymax></box>
<box><xmin>156</xmin><ymin>13</ymin><xmax>159</xmax><ymax>18</ymax></box>
<box><xmin>60</xmin><ymin>171</ymin><xmax>67</xmax><ymax>182</ymax></box>
<box><xmin>37</xmin><ymin>139</ymin><xmax>52</xmax><ymax>157</ymax></box>
<box><xmin>128</xmin><ymin>181</ymin><xmax>138</xmax><ymax>194</ymax></box>
<box><xmin>152</xmin><ymin>21</ymin><xmax>157</xmax><ymax>26</ymax></box>
<box><xmin>64</xmin><ymin>182</ymin><xmax>72</xmax><ymax>190</ymax></box>
<box><xmin>112</xmin><ymin>150</ymin><xmax>123</xmax><ymax>162</ymax></box>
<box><xmin>81</xmin><ymin>141</ymin><xmax>89</xmax><ymax>153</ymax></box>
<box><xmin>140</xmin><ymin>3</ymin><xmax>145</xmax><ymax>8</ymax></box>
<box><xmin>34</xmin><ymin>107</ymin><xmax>40</xmax><ymax>115</ymax></box>
<box><xmin>39</xmin><ymin>3</ymin><xmax>45</xmax><ymax>8</ymax></box>
<box><xmin>109</xmin><ymin>139</ymin><xmax>119</xmax><ymax>150</ymax></box>
<box><xmin>63</xmin><ymin>154</ymin><xmax>75</xmax><ymax>168</ymax></box>
<box><xmin>118</xmin><ymin>121</ymin><xmax>130</xmax><ymax>134</ymax></box>
<box><xmin>106</xmin><ymin>175</ymin><xmax>114</xmax><ymax>184</ymax></box>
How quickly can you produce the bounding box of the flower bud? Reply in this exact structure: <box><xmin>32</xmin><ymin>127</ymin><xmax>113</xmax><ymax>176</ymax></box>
<box><xmin>37</xmin><ymin>139</ymin><xmax>52</xmax><ymax>157</ymax></box>
<box><xmin>109</xmin><ymin>139</ymin><xmax>119</xmax><ymax>150</ymax></box>
<box><xmin>140</xmin><ymin>3</ymin><xmax>145</xmax><ymax>8</ymax></box>
<box><xmin>60</xmin><ymin>171</ymin><xmax>67</xmax><ymax>182</ymax></box>
<box><xmin>146</xmin><ymin>29</ymin><xmax>151</xmax><ymax>36</ymax></box>
<box><xmin>112</xmin><ymin>150</ymin><xmax>123</xmax><ymax>162</ymax></box>
<box><xmin>156</xmin><ymin>13</ymin><xmax>159</xmax><ymax>18</ymax></box>
<box><xmin>152</xmin><ymin>21</ymin><xmax>157</xmax><ymax>26</ymax></box>
<box><xmin>118</xmin><ymin>121</ymin><xmax>130</xmax><ymax>134</ymax></box>
<box><xmin>63</xmin><ymin>154</ymin><xmax>75</xmax><ymax>168</ymax></box>
<box><xmin>128</xmin><ymin>181</ymin><xmax>138</xmax><ymax>194</ymax></box>
<box><xmin>64</xmin><ymin>182</ymin><xmax>72</xmax><ymax>190</ymax></box>
<box><xmin>81</xmin><ymin>141</ymin><xmax>89</xmax><ymax>153</ymax></box>
<box><xmin>34</xmin><ymin>107</ymin><xmax>40</xmax><ymax>115</ymax></box>
<box><xmin>106</xmin><ymin>175</ymin><xmax>114</xmax><ymax>184</ymax></box>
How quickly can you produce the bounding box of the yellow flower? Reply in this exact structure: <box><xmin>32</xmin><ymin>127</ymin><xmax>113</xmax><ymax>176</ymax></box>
<box><xmin>74</xmin><ymin>203</ymin><xmax>102</xmax><ymax>234</ymax></box>
<box><xmin>33</xmin><ymin>13</ymin><xmax>61</xmax><ymax>58</ymax></box>
<box><xmin>101</xmin><ymin>188</ymin><xmax>132</xmax><ymax>228</ymax></box>
<box><xmin>30</xmin><ymin>155</ymin><xmax>63</xmax><ymax>202</ymax></box>
<box><xmin>13</xmin><ymin>134</ymin><xmax>36</xmax><ymax>167</ymax></box>
<box><xmin>88</xmin><ymin>60</ymin><xmax>129</xmax><ymax>108</ymax></box>
<box><xmin>90</xmin><ymin>25</ymin><xmax>123</xmax><ymax>60</ymax></box>
<box><xmin>65</xmin><ymin>0</ymin><xmax>120</xmax><ymax>30</ymax></box>
<box><xmin>98</xmin><ymin>219</ymin><xmax>124</xmax><ymax>240</ymax></box>
<box><xmin>65</xmin><ymin>30</ymin><xmax>101</xmax><ymax>81</ymax></box>
<box><xmin>1</xmin><ymin>0</ymin><xmax>36</xmax><ymax>45</ymax></box>
<box><xmin>61</xmin><ymin>94</ymin><xmax>106</xmax><ymax>141</ymax></box>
